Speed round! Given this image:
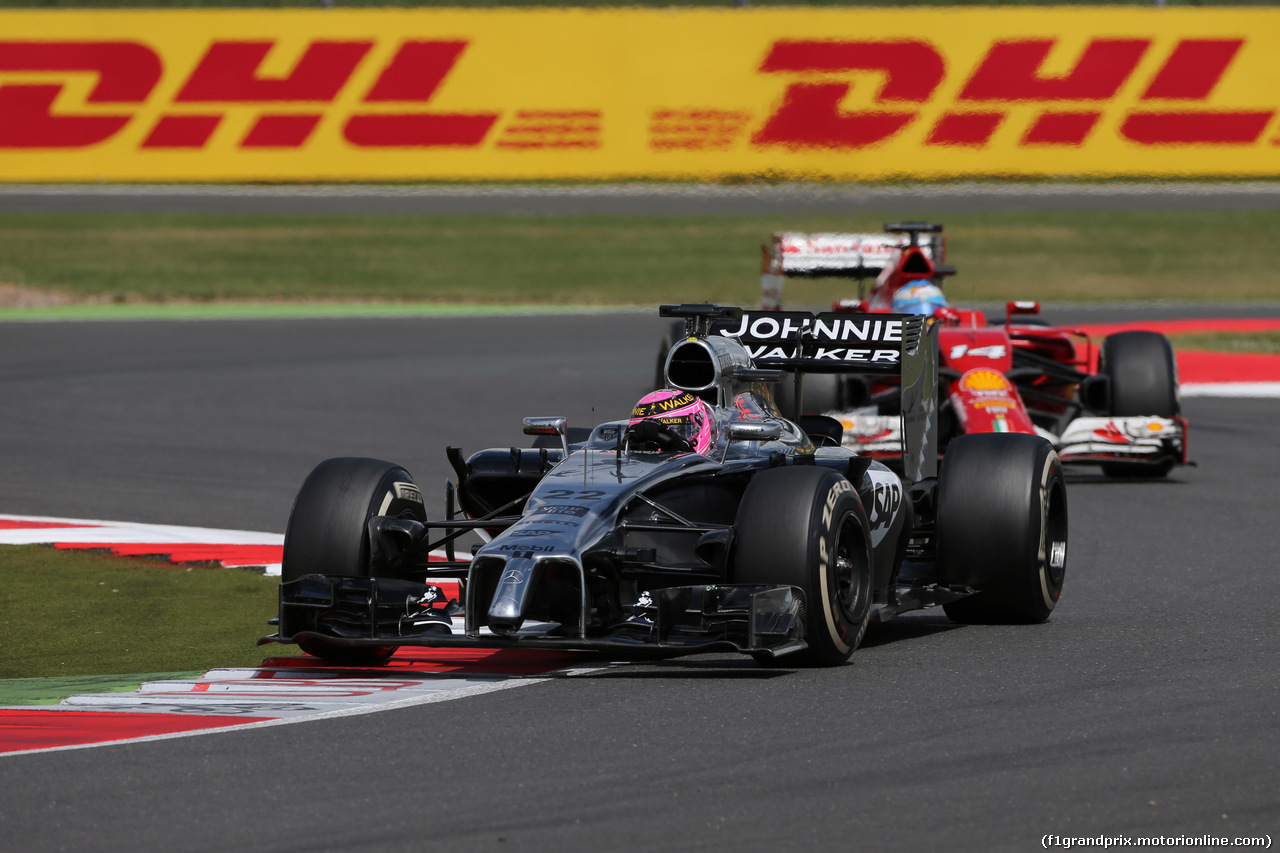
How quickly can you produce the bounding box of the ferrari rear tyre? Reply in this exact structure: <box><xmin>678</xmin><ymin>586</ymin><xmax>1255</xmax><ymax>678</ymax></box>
<box><xmin>1101</xmin><ymin>331</ymin><xmax>1179</xmax><ymax>418</ymax></box>
<box><xmin>283</xmin><ymin>457</ymin><xmax>427</xmax><ymax>665</ymax></box>
<box><xmin>733</xmin><ymin>466</ymin><xmax>873</xmax><ymax>666</ymax></box>
<box><xmin>937</xmin><ymin>434</ymin><xmax>1067</xmax><ymax>624</ymax></box>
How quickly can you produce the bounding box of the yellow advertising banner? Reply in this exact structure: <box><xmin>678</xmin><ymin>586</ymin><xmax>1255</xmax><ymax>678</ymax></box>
<box><xmin>3</xmin><ymin>8</ymin><xmax>1280</xmax><ymax>181</ymax></box>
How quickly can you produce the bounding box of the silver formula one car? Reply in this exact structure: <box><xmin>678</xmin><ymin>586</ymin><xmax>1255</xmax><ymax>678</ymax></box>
<box><xmin>262</xmin><ymin>304</ymin><xmax>1067</xmax><ymax>667</ymax></box>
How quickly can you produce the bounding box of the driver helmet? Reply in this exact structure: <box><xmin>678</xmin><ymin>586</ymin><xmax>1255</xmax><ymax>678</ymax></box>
<box><xmin>891</xmin><ymin>281</ymin><xmax>948</xmax><ymax>317</ymax></box>
<box><xmin>628</xmin><ymin>389</ymin><xmax>717</xmax><ymax>454</ymax></box>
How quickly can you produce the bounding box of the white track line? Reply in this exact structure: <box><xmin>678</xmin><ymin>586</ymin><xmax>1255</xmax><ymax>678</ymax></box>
<box><xmin>0</xmin><ymin>664</ymin><xmax>609</xmax><ymax>759</ymax></box>
<box><xmin>1181</xmin><ymin>382</ymin><xmax>1280</xmax><ymax>398</ymax></box>
<box><xmin>0</xmin><ymin>514</ymin><xmax>593</xmax><ymax>756</ymax></box>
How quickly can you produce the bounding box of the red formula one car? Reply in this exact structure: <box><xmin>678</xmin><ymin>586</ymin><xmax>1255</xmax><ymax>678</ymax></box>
<box><xmin>660</xmin><ymin>222</ymin><xmax>1187</xmax><ymax>478</ymax></box>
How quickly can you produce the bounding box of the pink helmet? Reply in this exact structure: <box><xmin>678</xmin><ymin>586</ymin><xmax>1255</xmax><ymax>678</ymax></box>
<box><xmin>628</xmin><ymin>389</ymin><xmax>717</xmax><ymax>454</ymax></box>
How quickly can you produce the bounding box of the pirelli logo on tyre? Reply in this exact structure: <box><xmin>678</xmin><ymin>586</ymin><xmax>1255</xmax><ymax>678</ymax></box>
<box><xmin>4</xmin><ymin>9</ymin><xmax>1280</xmax><ymax>180</ymax></box>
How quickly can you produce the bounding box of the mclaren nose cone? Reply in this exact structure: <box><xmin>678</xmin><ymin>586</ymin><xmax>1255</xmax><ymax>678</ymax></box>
<box><xmin>486</xmin><ymin>557</ymin><xmax>537</xmax><ymax>635</ymax></box>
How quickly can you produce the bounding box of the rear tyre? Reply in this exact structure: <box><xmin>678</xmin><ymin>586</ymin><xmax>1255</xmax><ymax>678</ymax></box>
<box><xmin>733</xmin><ymin>466</ymin><xmax>873</xmax><ymax>666</ymax></box>
<box><xmin>1099</xmin><ymin>331</ymin><xmax>1179</xmax><ymax>479</ymax></box>
<box><xmin>938</xmin><ymin>434</ymin><xmax>1067</xmax><ymax>624</ymax></box>
<box><xmin>282</xmin><ymin>457</ymin><xmax>427</xmax><ymax>664</ymax></box>
<box><xmin>774</xmin><ymin>372</ymin><xmax>843</xmax><ymax>419</ymax></box>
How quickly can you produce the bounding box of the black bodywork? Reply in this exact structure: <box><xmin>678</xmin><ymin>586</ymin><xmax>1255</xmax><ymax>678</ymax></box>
<box><xmin>264</xmin><ymin>305</ymin><xmax>977</xmax><ymax>663</ymax></box>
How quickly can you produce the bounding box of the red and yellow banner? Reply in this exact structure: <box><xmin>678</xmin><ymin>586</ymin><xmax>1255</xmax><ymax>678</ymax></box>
<box><xmin>4</xmin><ymin>8</ymin><xmax>1280</xmax><ymax>181</ymax></box>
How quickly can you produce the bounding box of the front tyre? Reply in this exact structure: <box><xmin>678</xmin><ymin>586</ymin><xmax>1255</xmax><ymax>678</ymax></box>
<box><xmin>1099</xmin><ymin>331</ymin><xmax>1179</xmax><ymax>479</ymax></box>
<box><xmin>282</xmin><ymin>457</ymin><xmax>427</xmax><ymax>664</ymax></box>
<box><xmin>938</xmin><ymin>434</ymin><xmax>1067</xmax><ymax>624</ymax></box>
<box><xmin>1101</xmin><ymin>330</ymin><xmax>1179</xmax><ymax>418</ymax></box>
<box><xmin>733</xmin><ymin>466</ymin><xmax>873</xmax><ymax>666</ymax></box>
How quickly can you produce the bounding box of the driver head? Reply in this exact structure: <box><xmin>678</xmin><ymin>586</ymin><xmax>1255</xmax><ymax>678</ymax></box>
<box><xmin>629</xmin><ymin>389</ymin><xmax>717</xmax><ymax>454</ymax></box>
<box><xmin>892</xmin><ymin>281</ymin><xmax>948</xmax><ymax>318</ymax></box>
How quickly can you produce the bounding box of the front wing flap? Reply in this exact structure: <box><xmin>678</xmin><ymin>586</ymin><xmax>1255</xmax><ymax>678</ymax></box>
<box><xmin>264</xmin><ymin>575</ymin><xmax>807</xmax><ymax>660</ymax></box>
<box><xmin>1054</xmin><ymin>415</ymin><xmax>1187</xmax><ymax>467</ymax></box>
<box><xmin>828</xmin><ymin>412</ymin><xmax>1188</xmax><ymax>469</ymax></box>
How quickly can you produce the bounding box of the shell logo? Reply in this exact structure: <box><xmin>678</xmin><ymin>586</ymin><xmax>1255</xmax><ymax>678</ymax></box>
<box><xmin>961</xmin><ymin>368</ymin><xmax>1012</xmax><ymax>392</ymax></box>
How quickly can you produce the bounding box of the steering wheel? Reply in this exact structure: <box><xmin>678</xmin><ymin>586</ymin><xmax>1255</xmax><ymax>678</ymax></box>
<box><xmin>623</xmin><ymin>420</ymin><xmax>695</xmax><ymax>453</ymax></box>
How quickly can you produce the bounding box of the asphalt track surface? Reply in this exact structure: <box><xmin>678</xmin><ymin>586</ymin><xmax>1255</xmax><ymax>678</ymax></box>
<box><xmin>1</xmin><ymin>308</ymin><xmax>1278</xmax><ymax>852</ymax></box>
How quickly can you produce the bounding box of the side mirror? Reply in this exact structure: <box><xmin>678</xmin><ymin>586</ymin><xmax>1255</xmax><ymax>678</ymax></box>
<box><xmin>728</xmin><ymin>421</ymin><xmax>783</xmax><ymax>442</ymax></box>
<box><xmin>523</xmin><ymin>416</ymin><xmax>569</xmax><ymax>455</ymax></box>
<box><xmin>1006</xmin><ymin>300</ymin><xmax>1041</xmax><ymax>320</ymax></box>
<box><xmin>934</xmin><ymin>306</ymin><xmax>961</xmax><ymax>326</ymax></box>
<box><xmin>831</xmin><ymin>298</ymin><xmax>869</xmax><ymax>314</ymax></box>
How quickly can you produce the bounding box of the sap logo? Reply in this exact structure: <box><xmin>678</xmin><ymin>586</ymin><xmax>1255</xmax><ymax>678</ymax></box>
<box><xmin>751</xmin><ymin>37</ymin><xmax>1272</xmax><ymax>150</ymax></box>
<box><xmin>869</xmin><ymin>480</ymin><xmax>903</xmax><ymax>531</ymax></box>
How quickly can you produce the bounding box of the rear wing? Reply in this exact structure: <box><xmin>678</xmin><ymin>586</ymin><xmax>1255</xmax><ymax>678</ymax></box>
<box><xmin>764</xmin><ymin>231</ymin><xmax>941</xmax><ymax>277</ymax></box>
<box><xmin>761</xmin><ymin>222</ymin><xmax>952</xmax><ymax>310</ymax></box>
<box><xmin>661</xmin><ymin>304</ymin><xmax>938</xmax><ymax>482</ymax></box>
<box><xmin>709</xmin><ymin>310</ymin><xmax>924</xmax><ymax>375</ymax></box>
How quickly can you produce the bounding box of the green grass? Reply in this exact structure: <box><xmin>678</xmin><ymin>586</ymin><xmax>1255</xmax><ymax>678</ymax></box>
<box><xmin>0</xmin><ymin>672</ymin><xmax>204</xmax><ymax>706</ymax></box>
<box><xmin>0</xmin><ymin>545</ymin><xmax>282</xmax><ymax>680</ymax></box>
<box><xmin>3</xmin><ymin>210</ymin><xmax>1280</xmax><ymax>310</ymax></box>
<box><xmin>1170</xmin><ymin>332</ymin><xmax>1280</xmax><ymax>354</ymax></box>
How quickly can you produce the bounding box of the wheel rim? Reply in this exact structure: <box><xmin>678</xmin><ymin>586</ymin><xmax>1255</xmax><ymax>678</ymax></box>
<box><xmin>1044</xmin><ymin>479</ymin><xmax>1068</xmax><ymax>590</ymax></box>
<box><xmin>833</xmin><ymin>514</ymin><xmax>868</xmax><ymax>623</ymax></box>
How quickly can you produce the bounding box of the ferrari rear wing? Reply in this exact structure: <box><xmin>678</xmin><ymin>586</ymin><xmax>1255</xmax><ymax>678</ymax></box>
<box><xmin>761</xmin><ymin>222</ymin><xmax>953</xmax><ymax>310</ymax></box>
<box><xmin>765</xmin><ymin>229</ymin><xmax>942</xmax><ymax>278</ymax></box>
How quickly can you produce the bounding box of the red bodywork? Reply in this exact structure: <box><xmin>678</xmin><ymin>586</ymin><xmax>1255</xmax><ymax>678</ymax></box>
<box><xmin>754</xmin><ymin>223</ymin><xmax>1186</xmax><ymax>472</ymax></box>
<box><xmin>826</xmin><ymin>235</ymin><xmax>1099</xmax><ymax>441</ymax></box>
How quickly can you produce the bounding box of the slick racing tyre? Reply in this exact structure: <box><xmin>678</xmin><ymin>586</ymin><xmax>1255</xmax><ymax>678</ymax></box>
<box><xmin>773</xmin><ymin>372</ymin><xmax>843</xmax><ymax>419</ymax></box>
<box><xmin>1101</xmin><ymin>330</ymin><xmax>1179</xmax><ymax>418</ymax></box>
<box><xmin>733</xmin><ymin>466</ymin><xmax>873</xmax><ymax>666</ymax></box>
<box><xmin>937</xmin><ymin>434</ymin><xmax>1067</xmax><ymax>624</ymax></box>
<box><xmin>1099</xmin><ymin>331</ymin><xmax>1179</xmax><ymax>478</ymax></box>
<box><xmin>282</xmin><ymin>457</ymin><xmax>427</xmax><ymax>665</ymax></box>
